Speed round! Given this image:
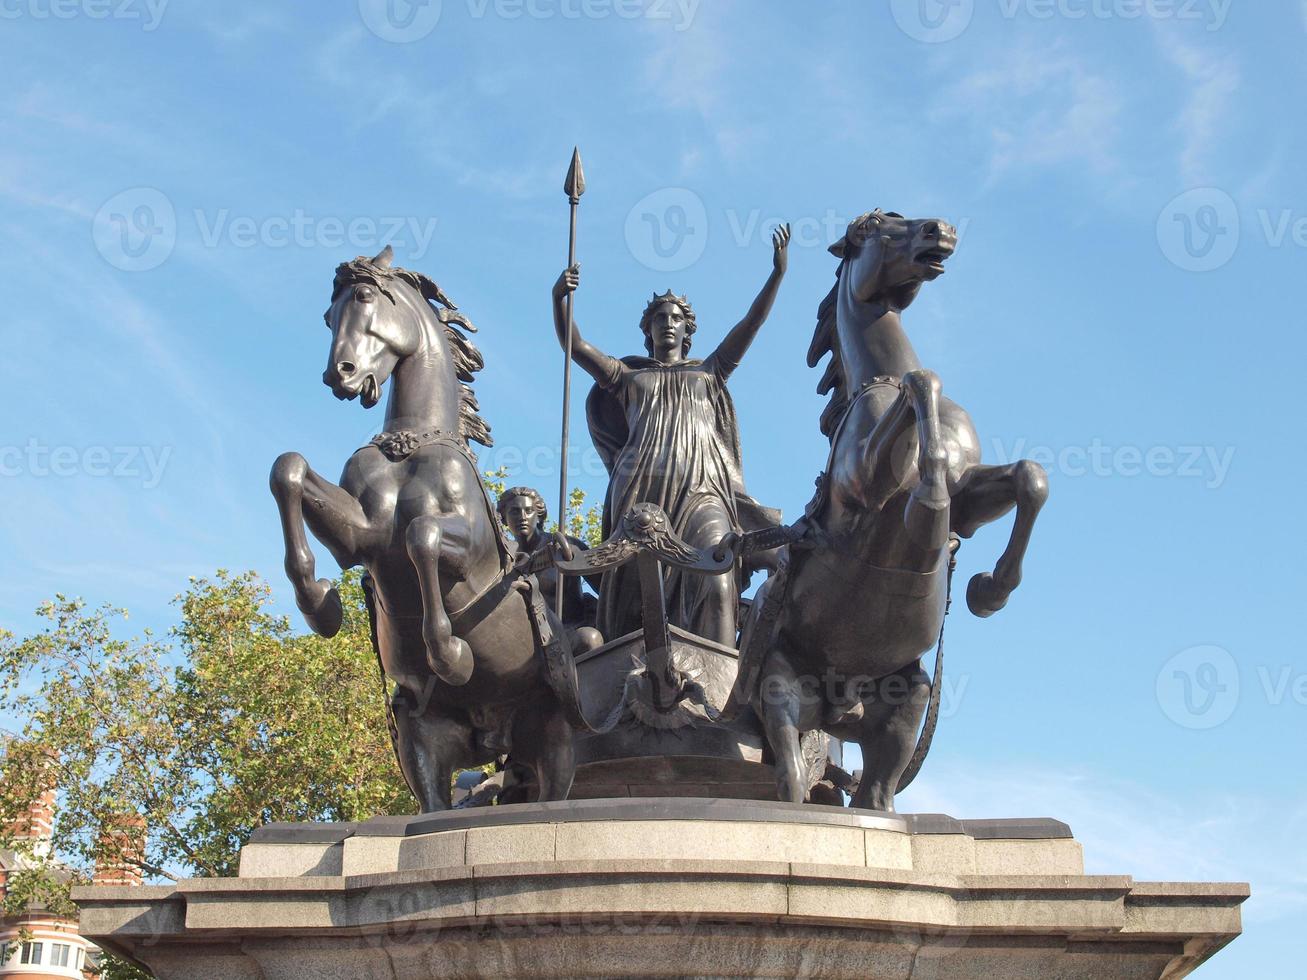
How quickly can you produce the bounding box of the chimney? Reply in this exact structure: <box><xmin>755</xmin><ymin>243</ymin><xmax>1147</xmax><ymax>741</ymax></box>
<box><xmin>92</xmin><ymin>815</ymin><xmax>147</xmax><ymax>887</ymax></box>
<box><xmin>3</xmin><ymin>744</ymin><xmax>58</xmax><ymax>858</ymax></box>
<box><xmin>6</xmin><ymin>784</ymin><xmax>56</xmax><ymax>841</ymax></box>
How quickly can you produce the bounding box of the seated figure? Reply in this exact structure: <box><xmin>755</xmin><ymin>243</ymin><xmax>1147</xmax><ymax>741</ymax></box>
<box><xmin>497</xmin><ymin>486</ymin><xmax>597</xmax><ymax>630</ymax></box>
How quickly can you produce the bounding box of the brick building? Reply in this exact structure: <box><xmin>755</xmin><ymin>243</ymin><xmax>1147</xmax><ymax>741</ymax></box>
<box><xmin>0</xmin><ymin>784</ymin><xmax>97</xmax><ymax>978</ymax></box>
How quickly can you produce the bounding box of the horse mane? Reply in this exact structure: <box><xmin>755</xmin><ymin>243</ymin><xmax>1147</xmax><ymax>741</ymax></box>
<box><xmin>331</xmin><ymin>257</ymin><xmax>493</xmax><ymax>447</ymax></box>
<box><xmin>807</xmin><ymin>261</ymin><xmax>846</xmax><ymax>440</ymax></box>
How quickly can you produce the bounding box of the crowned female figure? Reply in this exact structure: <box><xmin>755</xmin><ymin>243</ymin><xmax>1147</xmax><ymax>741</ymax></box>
<box><xmin>551</xmin><ymin>225</ymin><xmax>790</xmax><ymax>646</ymax></box>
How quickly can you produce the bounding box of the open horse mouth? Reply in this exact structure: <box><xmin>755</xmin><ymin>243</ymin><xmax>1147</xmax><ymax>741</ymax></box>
<box><xmin>360</xmin><ymin>374</ymin><xmax>381</xmax><ymax>409</ymax></box>
<box><xmin>914</xmin><ymin>245</ymin><xmax>955</xmax><ymax>275</ymax></box>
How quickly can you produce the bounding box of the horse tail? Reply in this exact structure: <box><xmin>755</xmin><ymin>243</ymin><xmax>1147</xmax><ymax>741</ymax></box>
<box><xmin>895</xmin><ymin>541</ymin><xmax>958</xmax><ymax>794</ymax></box>
<box><xmin>362</xmin><ymin>573</ymin><xmax>422</xmax><ymax>804</ymax></box>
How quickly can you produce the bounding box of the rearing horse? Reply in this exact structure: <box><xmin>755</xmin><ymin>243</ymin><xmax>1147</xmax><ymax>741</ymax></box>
<box><xmin>731</xmin><ymin>210</ymin><xmax>1048</xmax><ymax>811</ymax></box>
<box><xmin>269</xmin><ymin>246</ymin><xmax>592</xmax><ymax>812</ymax></box>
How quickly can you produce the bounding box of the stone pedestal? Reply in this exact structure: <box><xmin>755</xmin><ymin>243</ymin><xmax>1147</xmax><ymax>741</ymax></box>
<box><xmin>73</xmin><ymin>799</ymin><xmax>1246</xmax><ymax>979</ymax></box>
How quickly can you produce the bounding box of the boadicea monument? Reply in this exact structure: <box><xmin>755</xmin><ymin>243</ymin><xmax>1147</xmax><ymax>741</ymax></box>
<box><xmin>75</xmin><ymin>154</ymin><xmax>1247</xmax><ymax>978</ymax></box>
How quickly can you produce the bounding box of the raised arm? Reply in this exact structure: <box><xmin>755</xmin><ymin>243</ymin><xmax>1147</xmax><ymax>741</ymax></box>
<box><xmin>712</xmin><ymin>224</ymin><xmax>790</xmax><ymax>372</ymax></box>
<box><xmin>553</xmin><ymin>264</ymin><xmax>620</xmax><ymax>384</ymax></box>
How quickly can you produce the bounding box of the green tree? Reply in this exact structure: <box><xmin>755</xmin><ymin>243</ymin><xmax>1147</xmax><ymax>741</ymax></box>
<box><xmin>1</xmin><ymin>572</ymin><xmax>412</xmax><ymax>976</ymax></box>
<box><xmin>0</xmin><ymin>571</ymin><xmax>410</xmax><ymax>881</ymax></box>
<box><xmin>1</xmin><ymin>472</ymin><xmax>603</xmax><ymax>976</ymax></box>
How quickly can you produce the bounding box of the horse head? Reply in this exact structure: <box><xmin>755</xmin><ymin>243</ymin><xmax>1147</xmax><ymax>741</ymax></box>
<box><xmin>829</xmin><ymin>210</ymin><xmax>958</xmax><ymax>312</ymax></box>
<box><xmin>809</xmin><ymin>211</ymin><xmax>960</xmax><ymax>439</ymax></box>
<box><xmin>321</xmin><ymin>245</ymin><xmax>491</xmax><ymax>444</ymax></box>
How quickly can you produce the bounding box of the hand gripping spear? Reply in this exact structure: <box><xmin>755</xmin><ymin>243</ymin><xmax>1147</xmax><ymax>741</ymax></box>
<box><xmin>556</xmin><ymin>147</ymin><xmax>586</xmax><ymax>619</ymax></box>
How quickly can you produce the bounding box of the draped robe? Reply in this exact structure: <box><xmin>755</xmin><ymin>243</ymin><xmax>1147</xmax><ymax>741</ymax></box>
<box><xmin>586</xmin><ymin>353</ymin><xmax>779</xmax><ymax>642</ymax></box>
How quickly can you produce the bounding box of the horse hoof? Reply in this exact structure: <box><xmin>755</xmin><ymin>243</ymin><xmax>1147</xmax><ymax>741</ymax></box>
<box><xmin>966</xmin><ymin>572</ymin><xmax>1009</xmax><ymax>619</ymax></box>
<box><xmin>428</xmin><ymin>637</ymin><xmax>474</xmax><ymax>687</ymax></box>
<box><xmin>299</xmin><ymin>580</ymin><xmax>343</xmax><ymax>637</ymax></box>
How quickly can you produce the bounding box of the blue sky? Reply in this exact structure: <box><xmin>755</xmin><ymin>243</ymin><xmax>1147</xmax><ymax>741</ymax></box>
<box><xmin>1</xmin><ymin>1</ymin><xmax>1304</xmax><ymax>973</ymax></box>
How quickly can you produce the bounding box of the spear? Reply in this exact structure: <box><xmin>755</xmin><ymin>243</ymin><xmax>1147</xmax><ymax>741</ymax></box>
<box><xmin>557</xmin><ymin>147</ymin><xmax>585</xmax><ymax>619</ymax></box>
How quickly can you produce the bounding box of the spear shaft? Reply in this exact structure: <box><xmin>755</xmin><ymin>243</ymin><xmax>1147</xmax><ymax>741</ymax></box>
<box><xmin>557</xmin><ymin>148</ymin><xmax>585</xmax><ymax>619</ymax></box>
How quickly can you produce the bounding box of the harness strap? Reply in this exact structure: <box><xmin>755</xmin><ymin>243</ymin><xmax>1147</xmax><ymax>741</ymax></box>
<box><xmin>805</xmin><ymin>376</ymin><xmax>904</xmax><ymax>524</ymax></box>
<box><xmin>895</xmin><ymin>542</ymin><xmax>957</xmax><ymax>793</ymax></box>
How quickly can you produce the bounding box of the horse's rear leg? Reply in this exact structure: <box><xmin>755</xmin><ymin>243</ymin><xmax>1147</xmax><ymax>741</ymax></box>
<box><xmin>517</xmin><ymin>700</ymin><xmax>576</xmax><ymax>803</ymax></box>
<box><xmin>758</xmin><ymin>648</ymin><xmax>811</xmax><ymax>805</ymax></box>
<box><xmin>842</xmin><ymin>662</ymin><xmax>930</xmax><ymax>813</ymax></box>
<box><xmin>952</xmin><ymin>461</ymin><xmax>1049</xmax><ymax>618</ymax></box>
<box><xmin>406</xmin><ymin>515</ymin><xmax>475</xmax><ymax>686</ymax></box>
<box><xmin>391</xmin><ymin>687</ymin><xmax>471</xmax><ymax>813</ymax></box>
<box><xmin>269</xmin><ymin>452</ymin><xmax>372</xmax><ymax>637</ymax></box>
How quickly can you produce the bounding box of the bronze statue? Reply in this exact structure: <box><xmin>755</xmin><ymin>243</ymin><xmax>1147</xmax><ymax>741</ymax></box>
<box><xmin>725</xmin><ymin>211</ymin><xmax>1049</xmax><ymax>811</ymax></box>
<box><xmin>269</xmin><ymin>247</ymin><xmax>599</xmax><ymax>812</ymax></box>
<box><xmin>496</xmin><ymin>485</ymin><xmax>596</xmax><ymax>629</ymax></box>
<box><xmin>552</xmin><ymin>225</ymin><xmax>790</xmax><ymax>648</ymax></box>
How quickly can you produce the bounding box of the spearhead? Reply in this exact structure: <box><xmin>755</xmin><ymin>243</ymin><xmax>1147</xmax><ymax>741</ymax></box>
<box><xmin>564</xmin><ymin>146</ymin><xmax>586</xmax><ymax>204</ymax></box>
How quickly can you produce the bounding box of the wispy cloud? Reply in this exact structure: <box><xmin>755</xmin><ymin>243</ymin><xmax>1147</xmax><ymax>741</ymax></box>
<box><xmin>933</xmin><ymin>41</ymin><xmax>1126</xmax><ymax>186</ymax></box>
<box><xmin>313</xmin><ymin>27</ymin><xmax>444</xmax><ymax>130</ymax></box>
<box><xmin>903</xmin><ymin>761</ymin><xmax>1303</xmax><ymax>924</ymax></box>
<box><xmin>310</xmin><ymin>28</ymin><xmax>549</xmax><ymax>199</ymax></box>
<box><xmin>1153</xmin><ymin>26</ymin><xmax>1241</xmax><ymax>187</ymax></box>
<box><xmin>200</xmin><ymin>9</ymin><xmax>289</xmax><ymax>45</ymax></box>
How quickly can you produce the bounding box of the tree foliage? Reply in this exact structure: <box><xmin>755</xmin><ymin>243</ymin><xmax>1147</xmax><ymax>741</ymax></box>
<box><xmin>0</xmin><ymin>570</ymin><xmax>409</xmax><ymax>884</ymax></box>
<box><xmin>0</xmin><ymin>469</ymin><xmax>604</xmax><ymax>976</ymax></box>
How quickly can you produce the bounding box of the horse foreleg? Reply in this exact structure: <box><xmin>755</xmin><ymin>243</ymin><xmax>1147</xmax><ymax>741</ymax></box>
<box><xmin>406</xmin><ymin>515</ymin><xmax>475</xmax><ymax>686</ymax></box>
<box><xmin>900</xmin><ymin>370</ymin><xmax>952</xmax><ymax>556</ymax></box>
<box><xmin>269</xmin><ymin>452</ymin><xmax>371</xmax><ymax>637</ymax></box>
<box><xmin>843</xmin><ymin>662</ymin><xmax>930</xmax><ymax>813</ymax></box>
<box><xmin>857</xmin><ymin>387</ymin><xmax>918</xmax><ymax>510</ymax></box>
<box><xmin>758</xmin><ymin>649</ymin><xmax>810</xmax><ymax>805</ymax></box>
<box><xmin>952</xmin><ymin>460</ymin><xmax>1049</xmax><ymax>618</ymax></box>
